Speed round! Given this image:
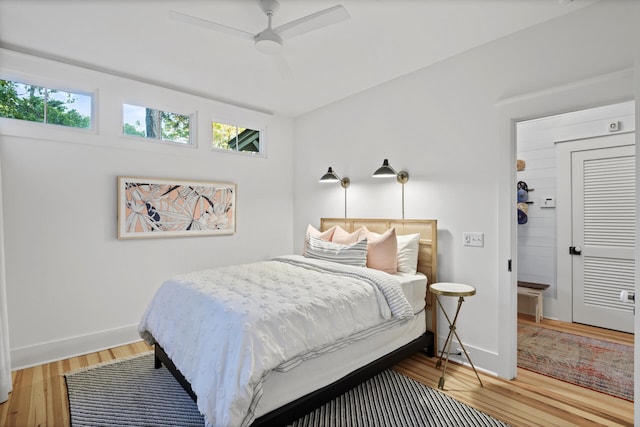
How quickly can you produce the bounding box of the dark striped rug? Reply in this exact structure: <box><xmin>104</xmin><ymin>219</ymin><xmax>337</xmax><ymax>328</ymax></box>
<box><xmin>65</xmin><ymin>353</ymin><xmax>509</xmax><ymax>427</ymax></box>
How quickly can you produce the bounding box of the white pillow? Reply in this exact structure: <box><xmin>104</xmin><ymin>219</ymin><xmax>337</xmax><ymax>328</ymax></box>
<box><xmin>305</xmin><ymin>235</ymin><xmax>368</xmax><ymax>267</ymax></box>
<box><xmin>396</xmin><ymin>233</ymin><xmax>420</xmax><ymax>274</ymax></box>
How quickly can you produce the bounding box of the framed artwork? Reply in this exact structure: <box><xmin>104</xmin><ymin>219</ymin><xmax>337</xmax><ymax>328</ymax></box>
<box><xmin>117</xmin><ymin>176</ymin><xmax>236</xmax><ymax>239</ymax></box>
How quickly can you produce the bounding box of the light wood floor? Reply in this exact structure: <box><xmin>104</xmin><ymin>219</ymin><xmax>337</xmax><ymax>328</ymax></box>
<box><xmin>395</xmin><ymin>315</ymin><xmax>634</xmax><ymax>427</ymax></box>
<box><xmin>0</xmin><ymin>316</ymin><xmax>633</xmax><ymax>427</ymax></box>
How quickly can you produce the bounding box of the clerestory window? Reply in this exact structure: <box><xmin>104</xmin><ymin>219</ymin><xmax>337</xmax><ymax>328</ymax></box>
<box><xmin>212</xmin><ymin>121</ymin><xmax>262</xmax><ymax>155</ymax></box>
<box><xmin>0</xmin><ymin>79</ymin><xmax>92</xmax><ymax>129</ymax></box>
<box><xmin>123</xmin><ymin>103</ymin><xmax>193</xmax><ymax>145</ymax></box>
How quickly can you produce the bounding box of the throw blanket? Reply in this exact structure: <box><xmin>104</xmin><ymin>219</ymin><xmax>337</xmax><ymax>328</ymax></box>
<box><xmin>138</xmin><ymin>255</ymin><xmax>414</xmax><ymax>427</ymax></box>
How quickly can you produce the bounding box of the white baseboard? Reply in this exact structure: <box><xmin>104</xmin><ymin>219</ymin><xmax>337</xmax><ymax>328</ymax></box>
<box><xmin>435</xmin><ymin>337</ymin><xmax>500</xmax><ymax>378</ymax></box>
<box><xmin>10</xmin><ymin>324</ymin><xmax>141</xmax><ymax>370</ymax></box>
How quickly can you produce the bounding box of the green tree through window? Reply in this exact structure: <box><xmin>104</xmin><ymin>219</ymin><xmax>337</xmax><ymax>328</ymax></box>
<box><xmin>123</xmin><ymin>104</ymin><xmax>191</xmax><ymax>145</ymax></box>
<box><xmin>212</xmin><ymin>121</ymin><xmax>260</xmax><ymax>153</ymax></box>
<box><xmin>0</xmin><ymin>79</ymin><xmax>91</xmax><ymax>128</ymax></box>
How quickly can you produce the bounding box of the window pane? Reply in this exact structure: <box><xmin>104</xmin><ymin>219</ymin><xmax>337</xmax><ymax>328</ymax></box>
<box><xmin>46</xmin><ymin>89</ymin><xmax>91</xmax><ymax>128</ymax></box>
<box><xmin>1</xmin><ymin>79</ymin><xmax>93</xmax><ymax>129</ymax></box>
<box><xmin>123</xmin><ymin>104</ymin><xmax>147</xmax><ymax>137</ymax></box>
<box><xmin>0</xmin><ymin>80</ymin><xmax>45</xmax><ymax>122</ymax></box>
<box><xmin>213</xmin><ymin>122</ymin><xmax>239</xmax><ymax>150</ymax></box>
<box><xmin>213</xmin><ymin>121</ymin><xmax>260</xmax><ymax>153</ymax></box>
<box><xmin>236</xmin><ymin>128</ymin><xmax>260</xmax><ymax>153</ymax></box>
<box><xmin>124</xmin><ymin>104</ymin><xmax>192</xmax><ymax>145</ymax></box>
<box><xmin>161</xmin><ymin>111</ymin><xmax>190</xmax><ymax>144</ymax></box>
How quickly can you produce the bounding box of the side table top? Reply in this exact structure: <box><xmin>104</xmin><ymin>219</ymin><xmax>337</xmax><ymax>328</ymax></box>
<box><xmin>430</xmin><ymin>282</ymin><xmax>476</xmax><ymax>297</ymax></box>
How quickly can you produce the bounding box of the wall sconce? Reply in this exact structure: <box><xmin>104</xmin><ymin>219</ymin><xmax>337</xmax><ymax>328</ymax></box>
<box><xmin>319</xmin><ymin>167</ymin><xmax>350</xmax><ymax>218</ymax></box>
<box><xmin>372</xmin><ymin>159</ymin><xmax>409</xmax><ymax>219</ymax></box>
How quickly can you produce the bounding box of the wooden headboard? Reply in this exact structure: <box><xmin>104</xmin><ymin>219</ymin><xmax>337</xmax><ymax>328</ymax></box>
<box><xmin>320</xmin><ymin>218</ymin><xmax>438</xmax><ymax>334</ymax></box>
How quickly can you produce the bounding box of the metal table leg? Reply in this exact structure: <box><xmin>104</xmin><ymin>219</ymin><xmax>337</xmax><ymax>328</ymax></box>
<box><xmin>434</xmin><ymin>295</ymin><xmax>483</xmax><ymax>389</ymax></box>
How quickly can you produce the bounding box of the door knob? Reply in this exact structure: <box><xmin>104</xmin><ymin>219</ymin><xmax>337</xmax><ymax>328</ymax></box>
<box><xmin>569</xmin><ymin>246</ymin><xmax>582</xmax><ymax>255</ymax></box>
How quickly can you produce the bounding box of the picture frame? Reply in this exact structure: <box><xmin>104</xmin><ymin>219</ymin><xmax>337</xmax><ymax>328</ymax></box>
<box><xmin>117</xmin><ymin>176</ymin><xmax>236</xmax><ymax>239</ymax></box>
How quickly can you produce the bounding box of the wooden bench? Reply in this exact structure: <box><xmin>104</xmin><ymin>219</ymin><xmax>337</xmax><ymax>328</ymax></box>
<box><xmin>517</xmin><ymin>281</ymin><xmax>550</xmax><ymax>323</ymax></box>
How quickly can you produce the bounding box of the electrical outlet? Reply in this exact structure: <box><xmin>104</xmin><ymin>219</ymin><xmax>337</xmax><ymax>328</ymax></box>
<box><xmin>463</xmin><ymin>232</ymin><xmax>484</xmax><ymax>247</ymax></box>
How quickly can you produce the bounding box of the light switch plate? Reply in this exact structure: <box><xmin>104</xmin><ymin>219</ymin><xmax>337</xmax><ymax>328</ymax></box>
<box><xmin>541</xmin><ymin>197</ymin><xmax>555</xmax><ymax>208</ymax></box>
<box><xmin>463</xmin><ymin>232</ymin><xmax>484</xmax><ymax>247</ymax></box>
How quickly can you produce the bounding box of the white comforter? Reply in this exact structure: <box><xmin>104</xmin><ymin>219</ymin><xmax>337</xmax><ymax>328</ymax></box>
<box><xmin>138</xmin><ymin>255</ymin><xmax>414</xmax><ymax>427</ymax></box>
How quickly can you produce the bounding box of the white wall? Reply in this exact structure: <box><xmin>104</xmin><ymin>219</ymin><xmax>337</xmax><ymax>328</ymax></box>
<box><xmin>0</xmin><ymin>49</ymin><xmax>295</xmax><ymax>369</ymax></box>
<box><xmin>293</xmin><ymin>2</ymin><xmax>637</xmax><ymax>378</ymax></box>
<box><xmin>634</xmin><ymin>3</ymin><xmax>640</xmax><ymax>422</ymax></box>
<box><xmin>516</xmin><ymin>101</ymin><xmax>635</xmax><ymax>320</ymax></box>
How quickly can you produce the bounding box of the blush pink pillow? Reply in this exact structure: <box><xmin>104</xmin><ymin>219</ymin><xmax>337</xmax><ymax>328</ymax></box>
<box><xmin>361</xmin><ymin>227</ymin><xmax>398</xmax><ymax>274</ymax></box>
<box><xmin>332</xmin><ymin>226</ymin><xmax>365</xmax><ymax>244</ymax></box>
<box><xmin>304</xmin><ymin>224</ymin><xmax>336</xmax><ymax>255</ymax></box>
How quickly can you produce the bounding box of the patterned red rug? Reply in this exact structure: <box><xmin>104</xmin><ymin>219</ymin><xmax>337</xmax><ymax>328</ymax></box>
<box><xmin>517</xmin><ymin>323</ymin><xmax>633</xmax><ymax>401</ymax></box>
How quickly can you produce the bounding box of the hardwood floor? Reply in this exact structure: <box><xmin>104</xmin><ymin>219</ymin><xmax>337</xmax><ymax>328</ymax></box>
<box><xmin>396</xmin><ymin>314</ymin><xmax>634</xmax><ymax>427</ymax></box>
<box><xmin>0</xmin><ymin>341</ymin><xmax>153</xmax><ymax>427</ymax></box>
<box><xmin>0</xmin><ymin>316</ymin><xmax>633</xmax><ymax>427</ymax></box>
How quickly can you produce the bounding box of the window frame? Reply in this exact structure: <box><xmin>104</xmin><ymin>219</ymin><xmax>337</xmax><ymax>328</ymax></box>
<box><xmin>211</xmin><ymin>119</ymin><xmax>265</xmax><ymax>157</ymax></box>
<box><xmin>122</xmin><ymin>102</ymin><xmax>196</xmax><ymax>148</ymax></box>
<box><xmin>0</xmin><ymin>77</ymin><xmax>95</xmax><ymax>131</ymax></box>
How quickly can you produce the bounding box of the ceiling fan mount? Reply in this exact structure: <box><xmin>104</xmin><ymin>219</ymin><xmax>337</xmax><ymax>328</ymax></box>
<box><xmin>258</xmin><ymin>0</ymin><xmax>280</xmax><ymax>16</ymax></box>
<box><xmin>254</xmin><ymin>0</ymin><xmax>284</xmax><ymax>54</ymax></box>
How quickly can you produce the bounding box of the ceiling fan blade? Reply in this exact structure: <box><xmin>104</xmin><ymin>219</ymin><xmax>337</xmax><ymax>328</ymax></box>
<box><xmin>273</xmin><ymin>53</ymin><xmax>293</xmax><ymax>79</ymax></box>
<box><xmin>168</xmin><ymin>10</ymin><xmax>255</xmax><ymax>41</ymax></box>
<box><xmin>274</xmin><ymin>5</ymin><xmax>350</xmax><ymax>40</ymax></box>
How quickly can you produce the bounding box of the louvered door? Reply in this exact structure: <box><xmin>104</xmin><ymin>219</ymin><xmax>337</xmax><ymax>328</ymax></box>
<box><xmin>571</xmin><ymin>143</ymin><xmax>635</xmax><ymax>333</ymax></box>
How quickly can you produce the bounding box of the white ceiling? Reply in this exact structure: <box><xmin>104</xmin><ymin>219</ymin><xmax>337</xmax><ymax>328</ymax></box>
<box><xmin>0</xmin><ymin>0</ymin><xmax>597</xmax><ymax>117</ymax></box>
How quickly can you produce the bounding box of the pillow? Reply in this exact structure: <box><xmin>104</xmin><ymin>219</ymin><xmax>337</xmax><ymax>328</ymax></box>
<box><xmin>332</xmin><ymin>226</ymin><xmax>365</xmax><ymax>244</ymax></box>
<box><xmin>303</xmin><ymin>224</ymin><xmax>336</xmax><ymax>255</ymax></box>
<box><xmin>305</xmin><ymin>235</ymin><xmax>368</xmax><ymax>267</ymax></box>
<box><xmin>360</xmin><ymin>227</ymin><xmax>398</xmax><ymax>274</ymax></box>
<box><xmin>396</xmin><ymin>233</ymin><xmax>420</xmax><ymax>274</ymax></box>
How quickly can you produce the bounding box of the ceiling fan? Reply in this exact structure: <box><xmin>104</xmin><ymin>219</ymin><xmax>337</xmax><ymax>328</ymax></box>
<box><xmin>169</xmin><ymin>0</ymin><xmax>350</xmax><ymax>56</ymax></box>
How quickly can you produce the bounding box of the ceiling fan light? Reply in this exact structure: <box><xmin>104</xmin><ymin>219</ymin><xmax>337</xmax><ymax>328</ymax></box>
<box><xmin>254</xmin><ymin>30</ymin><xmax>283</xmax><ymax>54</ymax></box>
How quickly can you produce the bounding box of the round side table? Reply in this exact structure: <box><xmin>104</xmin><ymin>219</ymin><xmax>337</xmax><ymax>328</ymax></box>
<box><xmin>429</xmin><ymin>282</ymin><xmax>483</xmax><ymax>389</ymax></box>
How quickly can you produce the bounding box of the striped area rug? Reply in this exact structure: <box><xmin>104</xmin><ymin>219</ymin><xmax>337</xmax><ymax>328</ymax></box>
<box><xmin>292</xmin><ymin>369</ymin><xmax>508</xmax><ymax>427</ymax></box>
<box><xmin>65</xmin><ymin>353</ymin><xmax>508</xmax><ymax>427</ymax></box>
<box><xmin>65</xmin><ymin>352</ymin><xmax>204</xmax><ymax>426</ymax></box>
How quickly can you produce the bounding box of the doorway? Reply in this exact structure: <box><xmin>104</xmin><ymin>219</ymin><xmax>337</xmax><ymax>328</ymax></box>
<box><xmin>515</xmin><ymin>103</ymin><xmax>636</xmax><ymax>398</ymax></box>
<box><xmin>516</xmin><ymin>101</ymin><xmax>636</xmax><ymax>327</ymax></box>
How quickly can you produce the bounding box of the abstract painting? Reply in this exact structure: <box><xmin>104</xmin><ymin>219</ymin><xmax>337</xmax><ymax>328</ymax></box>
<box><xmin>117</xmin><ymin>177</ymin><xmax>236</xmax><ymax>239</ymax></box>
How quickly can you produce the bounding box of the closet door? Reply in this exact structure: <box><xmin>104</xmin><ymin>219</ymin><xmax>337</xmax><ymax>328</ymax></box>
<box><xmin>571</xmin><ymin>138</ymin><xmax>635</xmax><ymax>333</ymax></box>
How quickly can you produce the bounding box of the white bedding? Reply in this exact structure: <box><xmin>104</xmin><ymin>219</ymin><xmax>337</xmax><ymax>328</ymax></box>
<box><xmin>255</xmin><ymin>310</ymin><xmax>426</xmax><ymax>417</ymax></box>
<box><xmin>396</xmin><ymin>272</ymin><xmax>427</xmax><ymax>313</ymax></box>
<box><xmin>138</xmin><ymin>255</ymin><xmax>415</xmax><ymax>427</ymax></box>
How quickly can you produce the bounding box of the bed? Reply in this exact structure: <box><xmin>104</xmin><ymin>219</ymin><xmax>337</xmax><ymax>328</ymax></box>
<box><xmin>139</xmin><ymin>218</ymin><xmax>438</xmax><ymax>427</ymax></box>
